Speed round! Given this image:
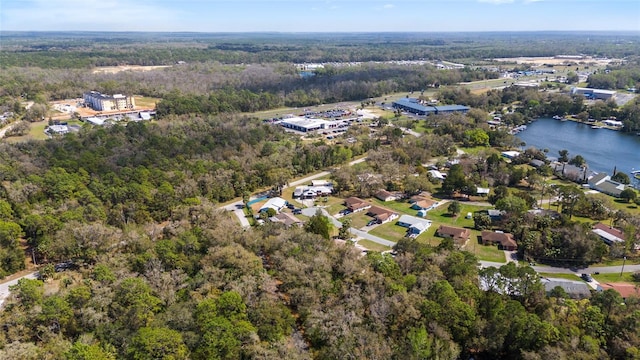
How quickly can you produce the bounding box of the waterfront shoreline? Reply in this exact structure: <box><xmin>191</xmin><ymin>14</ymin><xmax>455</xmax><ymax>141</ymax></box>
<box><xmin>518</xmin><ymin>117</ymin><xmax>640</xmax><ymax>177</ymax></box>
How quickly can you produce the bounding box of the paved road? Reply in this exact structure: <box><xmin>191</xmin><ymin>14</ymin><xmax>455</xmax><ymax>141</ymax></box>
<box><xmin>481</xmin><ymin>260</ymin><xmax>640</xmax><ymax>275</ymax></box>
<box><xmin>399</xmin><ymin>127</ymin><xmax>422</xmax><ymax>138</ymax></box>
<box><xmin>301</xmin><ymin>207</ymin><xmax>396</xmax><ymax>247</ymax></box>
<box><xmin>0</xmin><ymin>272</ymin><xmax>37</xmax><ymax>307</ymax></box>
<box><xmin>221</xmin><ymin>157</ymin><xmax>368</xmax><ymax>228</ymax></box>
<box><xmin>0</xmin><ymin>123</ymin><xmax>15</xmax><ymax>139</ymax></box>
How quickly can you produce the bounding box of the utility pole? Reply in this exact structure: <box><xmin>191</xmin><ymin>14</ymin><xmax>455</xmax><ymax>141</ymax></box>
<box><xmin>620</xmin><ymin>256</ymin><xmax>626</xmax><ymax>278</ymax></box>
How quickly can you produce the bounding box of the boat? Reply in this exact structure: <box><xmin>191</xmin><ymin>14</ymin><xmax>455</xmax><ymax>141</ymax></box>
<box><xmin>591</xmin><ymin>125</ymin><xmax>603</xmax><ymax>129</ymax></box>
<box><xmin>553</xmin><ymin>115</ymin><xmax>562</xmax><ymax>120</ymax></box>
<box><xmin>632</xmin><ymin>170</ymin><xmax>640</xmax><ymax>180</ymax></box>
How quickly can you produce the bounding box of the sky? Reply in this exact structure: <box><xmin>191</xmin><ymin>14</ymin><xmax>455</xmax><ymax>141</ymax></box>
<box><xmin>1</xmin><ymin>0</ymin><xmax>639</xmax><ymax>32</ymax></box>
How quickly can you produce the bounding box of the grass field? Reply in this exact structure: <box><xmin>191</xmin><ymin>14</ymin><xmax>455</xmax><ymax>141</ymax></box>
<box><xmin>5</xmin><ymin>120</ymin><xmax>84</xmax><ymax>142</ymax></box>
<box><xmin>370</xmin><ymin>198</ymin><xmax>416</xmax><ymax>216</ymax></box>
<box><xmin>357</xmin><ymin>239</ymin><xmax>392</xmax><ymax>252</ymax></box>
<box><xmin>369</xmin><ymin>222</ymin><xmax>409</xmax><ymax>241</ymax></box>
<box><xmin>538</xmin><ymin>273</ymin><xmax>585</xmax><ymax>282</ymax></box>
<box><xmin>428</xmin><ymin>203</ymin><xmax>491</xmax><ymax>228</ymax></box>
<box><xmin>346</xmin><ymin>212</ymin><xmax>373</xmax><ymax>229</ymax></box>
<box><xmin>590</xmin><ymin>258</ymin><xmax>638</xmax><ymax>267</ymax></box>
<box><xmin>592</xmin><ymin>272</ymin><xmax>637</xmax><ymax>283</ymax></box>
<box><xmin>134</xmin><ymin>96</ymin><xmax>161</xmax><ymax>108</ymax></box>
<box><xmin>467</xmin><ymin>242</ymin><xmax>506</xmax><ymax>263</ymax></box>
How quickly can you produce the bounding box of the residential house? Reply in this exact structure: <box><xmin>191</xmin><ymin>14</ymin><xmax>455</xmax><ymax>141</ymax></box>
<box><xmin>481</xmin><ymin>231</ymin><xmax>518</xmax><ymax>251</ymax></box>
<box><xmin>436</xmin><ymin>225</ymin><xmax>471</xmax><ymax>245</ymax></box>
<box><xmin>529</xmin><ymin>159</ymin><xmax>545</xmax><ymax>168</ymax></box>
<box><xmin>554</xmin><ymin>162</ymin><xmax>590</xmax><ymax>183</ymax></box>
<box><xmin>311</xmin><ymin>180</ymin><xmax>333</xmax><ymax>187</ymax></box>
<box><xmin>397</xmin><ymin>215</ymin><xmax>432</xmax><ymax>235</ymax></box>
<box><xmin>344</xmin><ymin>197</ymin><xmax>371</xmax><ymax>213</ymax></box>
<box><xmin>488</xmin><ymin>209</ymin><xmax>505</xmax><ymax>221</ymax></box>
<box><xmin>588</xmin><ymin>173</ymin><xmax>626</xmax><ymax>197</ymax></box>
<box><xmin>367</xmin><ymin>206</ymin><xmax>398</xmax><ymax>224</ymax></box>
<box><xmin>375</xmin><ymin>189</ymin><xmax>399</xmax><ymax>202</ymax></box>
<box><xmin>411</xmin><ymin>198</ymin><xmax>439</xmax><ymax>212</ymax></box>
<box><xmin>501</xmin><ymin>151</ymin><xmax>521</xmax><ymax>159</ymax></box>
<box><xmin>259</xmin><ymin>197</ymin><xmax>287</xmax><ymax>213</ymax></box>
<box><xmin>46</xmin><ymin>124</ymin><xmax>69</xmax><ymax>135</ymax></box>
<box><xmin>269</xmin><ymin>212</ymin><xmax>303</xmax><ymax>227</ymax></box>
<box><xmin>542</xmin><ymin>279</ymin><xmax>592</xmax><ymax>299</ymax></box>
<box><xmin>598</xmin><ymin>283</ymin><xmax>640</xmax><ymax>301</ymax></box>
<box><xmin>592</xmin><ymin>223</ymin><xmax>625</xmax><ymax>245</ymax></box>
<box><xmin>427</xmin><ymin>170</ymin><xmax>446</xmax><ymax>181</ymax></box>
<box><xmin>293</xmin><ymin>185</ymin><xmax>333</xmax><ymax>199</ymax></box>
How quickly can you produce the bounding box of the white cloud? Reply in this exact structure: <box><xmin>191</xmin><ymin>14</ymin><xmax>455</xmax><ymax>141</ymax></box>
<box><xmin>383</xmin><ymin>4</ymin><xmax>395</xmax><ymax>8</ymax></box>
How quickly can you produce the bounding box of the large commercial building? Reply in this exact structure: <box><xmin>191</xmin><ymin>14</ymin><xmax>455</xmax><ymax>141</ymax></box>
<box><xmin>570</xmin><ymin>87</ymin><xmax>616</xmax><ymax>101</ymax></box>
<box><xmin>279</xmin><ymin>117</ymin><xmax>331</xmax><ymax>132</ymax></box>
<box><xmin>83</xmin><ymin>91</ymin><xmax>136</xmax><ymax>111</ymax></box>
<box><xmin>392</xmin><ymin>98</ymin><xmax>469</xmax><ymax>116</ymax></box>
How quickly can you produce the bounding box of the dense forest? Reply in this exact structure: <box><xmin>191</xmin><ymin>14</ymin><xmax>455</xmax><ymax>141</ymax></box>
<box><xmin>0</xmin><ymin>116</ymin><xmax>638</xmax><ymax>359</ymax></box>
<box><xmin>2</xmin><ymin>32</ymin><xmax>640</xmax><ymax>68</ymax></box>
<box><xmin>0</xmin><ymin>32</ymin><xmax>639</xmax><ymax>359</ymax></box>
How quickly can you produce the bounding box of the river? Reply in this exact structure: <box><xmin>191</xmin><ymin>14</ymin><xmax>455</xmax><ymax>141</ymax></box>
<box><xmin>517</xmin><ymin>117</ymin><xmax>640</xmax><ymax>177</ymax></box>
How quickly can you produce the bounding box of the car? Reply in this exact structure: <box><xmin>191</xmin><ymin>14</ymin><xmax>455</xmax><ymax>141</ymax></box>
<box><xmin>286</xmin><ymin>203</ymin><xmax>295</xmax><ymax>209</ymax></box>
<box><xmin>293</xmin><ymin>209</ymin><xmax>302</xmax><ymax>215</ymax></box>
<box><xmin>339</xmin><ymin>209</ymin><xmax>353</xmax><ymax>216</ymax></box>
<box><xmin>54</xmin><ymin>261</ymin><xmax>78</xmax><ymax>272</ymax></box>
<box><xmin>367</xmin><ymin>220</ymin><xmax>378</xmax><ymax>227</ymax></box>
<box><xmin>581</xmin><ymin>273</ymin><xmax>593</xmax><ymax>282</ymax></box>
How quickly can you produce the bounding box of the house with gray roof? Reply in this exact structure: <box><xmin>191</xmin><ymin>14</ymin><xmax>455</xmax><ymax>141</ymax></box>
<box><xmin>588</xmin><ymin>173</ymin><xmax>626</xmax><ymax>197</ymax></box>
<box><xmin>592</xmin><ymin>223</ymin><xmax>625</xmax><ymax>245</ymax></box>
<box><xmin>542</xmin><ymin>278</ymin><xmax>591</xmax><ymax>299</ymax></box>
<box><xmin>397</xmin><ymin>215</ymin><xmax>432</xmax><ymax>235</ymax></box>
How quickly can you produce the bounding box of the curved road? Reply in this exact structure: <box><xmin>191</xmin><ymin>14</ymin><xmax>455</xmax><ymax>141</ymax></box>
<box><xmin>222</xmin><ymin>157</ymin><xmax>368</xmax><ymax>228</ymax></box>
<box><xmin>0</xmin><ymin>272</ymin><xmax>37</xmax><ymax>307</ymax></box>
<box><xmin>480</xmin><ymin>260</ymin><xmax>640</xmax><ymax>274</ymax></box>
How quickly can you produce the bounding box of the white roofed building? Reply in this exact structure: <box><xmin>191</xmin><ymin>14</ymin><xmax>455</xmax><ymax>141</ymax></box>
<box><xmin>280</xmin><ymin>117</ymin><xmax>331</xmax><ymax>132</ymax></box>
<box><xmin>259</xmin><ymin>197</ymin><xmax>287</xmax><ymax>213</ymax></box>
<box><xmin>397</xmin><ymin>215</ymin><xmax>432</xmax><ymax>235</ymax></box>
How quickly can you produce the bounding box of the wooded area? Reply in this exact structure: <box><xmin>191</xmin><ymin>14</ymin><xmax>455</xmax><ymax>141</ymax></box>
<box><xmin>0</xmin><ymin>32</ymin><xmax>639</xmax><ymax>359</ymax></box>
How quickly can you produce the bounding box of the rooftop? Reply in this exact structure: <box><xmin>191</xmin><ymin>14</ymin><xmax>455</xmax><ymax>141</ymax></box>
<box><xmin>437</xmin><ymin>225</ymin><xmax>471</xmax><ymax>239</ymax></box>
<box><xmin>592</xmin><ymin>223</ymin><xmax>625</xmax><ymax>244</ymax></box>
<box><xmin>280</xmin><ymin>116</ymin><xmax>330</xmax><ymax>129</ymax></box>
<box><xmin>393</xmin><ymin>98</ymin><xmax>469</xmax><ymax>113</ymax></box>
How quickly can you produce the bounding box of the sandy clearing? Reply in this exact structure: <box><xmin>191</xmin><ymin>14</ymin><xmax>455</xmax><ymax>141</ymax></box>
<box><xmin>492</xmin><ymin>57</ymin><xmax>616</xmax><ymax>66</ymax></box>
<box><xmin>92</xmin><ymin>65</ymin><xmax>172</xmax><ymax>74</ymax></box>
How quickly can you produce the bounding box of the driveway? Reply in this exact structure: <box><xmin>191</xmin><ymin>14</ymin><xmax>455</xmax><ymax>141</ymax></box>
<box><xmin>0</xmin><ymin>123</ymin><xmax>15</xmax><ymax>139</ymax></box>
<box><xmin>0</xmin><ymin>272</ymin><xmax>37</xmax><ymax>307</ymax></box>
<box><xmin>301</xmin><ymin>207</ymin><xmax>396</xmax><ymax>248</ymax></box>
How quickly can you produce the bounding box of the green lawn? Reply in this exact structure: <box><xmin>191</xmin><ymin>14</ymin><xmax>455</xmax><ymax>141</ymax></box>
<box><xmin>468</xmin><ymin>243</ymin><xmax>506</xmax><ymax>263</ymax></box>
<box><xmin>428</xmin><ymin>203</ymin><xmax>491</xmax><ymax>228</ymax></box>
<box><xmin>592</xmin><ymin>272</ymin><xmax>638</xmax><ymax>284</ymax></box>
<box><xmin>370</xmin><ymin>198</ymin><xmax>416</xmax><ymax>216</ymax></box>
<box><xmin>326</xmin><ymin>201</ymin><xmax>347</xmax><ymax>216</ymax></box>
<box><xmin>345</xmin><ymin>212</ymin><xmax>372</xmax><ymax>229</ymax></box>
<box><xmin>590</xmin><ymin>258</ymin><xmax>639</xmax><ymax>267</ymax></box>
<box><xmin>460</xmin><ymin>146</ymin><xmax>498</xmax><ymax>156</ymax></box>
<box><xmin>134</xmin><ymin>96</ymin><xmax>161</xmax><ymax>108</ymax></box>
<box><xmin>369</xmin><ymin>222</ymin><xmax>409</xmax><ymax>241</ymax></box>
<box><xmin>357</xmin><ymin>239</ymin><xmax>392</xmax><ymax>252</ymax></box>
<box><xmin>538</xmin><ymin>273</ymin><xmax>585</xmax><ymax>282</ymax></box>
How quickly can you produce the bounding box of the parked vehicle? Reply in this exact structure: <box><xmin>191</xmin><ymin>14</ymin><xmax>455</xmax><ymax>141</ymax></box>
<box><xmin>581</xmin><ymin>273</ymin><xmax>593</xmax><ymax>282</ymax></box>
